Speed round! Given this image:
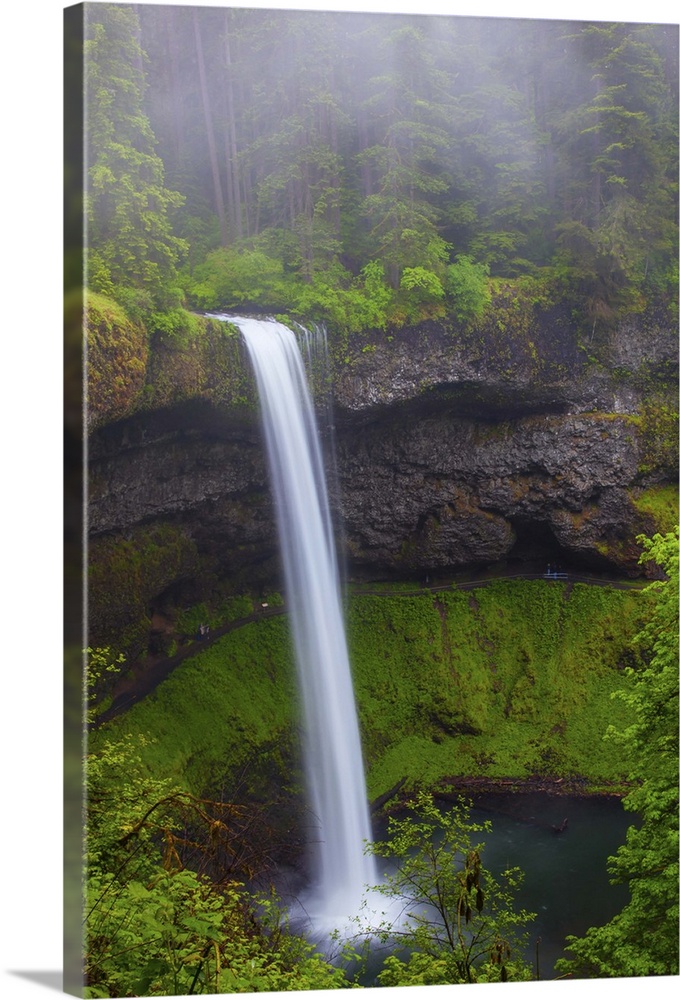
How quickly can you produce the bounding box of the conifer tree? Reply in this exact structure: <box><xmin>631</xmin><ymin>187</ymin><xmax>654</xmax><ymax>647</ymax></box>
<box><xmin>84</xmin><ymin>3</ymin><xmax>187</xmax><ymax>310</ymax></box>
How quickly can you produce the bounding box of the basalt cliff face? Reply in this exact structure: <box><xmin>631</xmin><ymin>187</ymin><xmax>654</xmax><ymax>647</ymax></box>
<box><xmin>83</xmin><ymin>298</ymin><xmax>677</xmax><ymax>652</ymax></box>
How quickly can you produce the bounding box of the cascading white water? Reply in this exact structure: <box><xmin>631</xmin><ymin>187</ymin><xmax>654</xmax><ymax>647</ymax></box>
<box><xmin>231</xmin><ymin>315</ymin><xmax>377</xmax><ymax>929</ymax></box>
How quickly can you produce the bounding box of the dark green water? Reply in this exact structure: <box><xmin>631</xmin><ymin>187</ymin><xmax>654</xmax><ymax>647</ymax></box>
<box><xmin>469</xmin><ymin>793</ymin><xmax>633</xmax><ymax>978</ymax></box>
<box><xmin>283</xmin><ymin>792</ymin><xmax>633</xmax><ymax>983</ymax></box>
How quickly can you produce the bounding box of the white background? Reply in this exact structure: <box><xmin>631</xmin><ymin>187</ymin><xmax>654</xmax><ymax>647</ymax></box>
<box><xmin>1</xmin><ymin>1</ymin><xmax>677</xmax><ymax>998</ymax></box>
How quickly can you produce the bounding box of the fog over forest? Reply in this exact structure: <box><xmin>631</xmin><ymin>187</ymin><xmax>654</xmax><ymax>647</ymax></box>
<box><xmin>81</xmin><ymin>2</ymin><xmax>677</xmax><ymax>334</ymax></box>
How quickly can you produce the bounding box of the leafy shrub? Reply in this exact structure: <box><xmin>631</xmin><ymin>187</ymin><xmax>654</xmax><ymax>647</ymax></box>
<box><xmin>635</xmin><ymin>398</ymin><xmax>679</xmax><ymax>477</ymax></box>
<box><xmin>356</xmin><ymin>260</ymin><xmax>394</xmax><ymax>329</ymax></box>
<box><xmin>85</xmin><ymin>731</ymin><xmax>349</xmax><ymax>997</ymax></box>
<box><xmin>110</xmin><ymin>283</ymin><xmax>156</xmax><ymax>324</ymax></box>
<box><xmin>400</xmin><ymin>266</ymin><xmax>445</xmax><ymax>302</ymax></box>
<box><xmin>188</xmin><ymin>248</ymin><xmax>288</xmax><ymax>310</ymax></box>
<box><xmin>148</xmin><ymin>307</ymin><xmax>200</xmax><ymax>347</ymax></box>
<box><xmin>285</xmin><ymin>261</ymin><xmax>396</xmax><ymax>333</ymax></box>
<box><xmin>444</xmin><ymin>255</ymin><xmax>491</xmax><ymax>324</ymax></box>
<box><xmin>290</xmin><ymin>263</ymin><xmax>356</xmax><ymax>328</ymax></box>
<box><xmin>87</xmin><ymin>249</ymin><xmax>115</xmax><ymax>297</ymax></box>
<box><xmin>555</xmin><ymin>530</ymin><xmax>679</xmax><ymax>979</ymax></box>
<box><xmin>361</xmin><ymin>792</ymin><xmax>534</xmax><ymax>985</ymax></box>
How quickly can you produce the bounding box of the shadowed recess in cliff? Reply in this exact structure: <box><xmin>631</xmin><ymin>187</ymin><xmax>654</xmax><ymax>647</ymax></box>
<box><xmin>229</xmin><ymin>314</ymin><xmax>377</xmax><ymax>933</ymax></box>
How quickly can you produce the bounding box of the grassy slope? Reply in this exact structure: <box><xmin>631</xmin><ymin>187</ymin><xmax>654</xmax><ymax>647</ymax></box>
<box><xmin>95</xmin><ymin>581</ymin><xmax>645</xmax><ymax>801</ymax></box>
<box><xmin>350</xmin><ymin>581</ymin><xmax>643</xmax><ymax>797</ymax></box>
<box><xmin>95</xmin><ymin>616</ymin><xmax>298</xmax><ymax>794</ymax></box>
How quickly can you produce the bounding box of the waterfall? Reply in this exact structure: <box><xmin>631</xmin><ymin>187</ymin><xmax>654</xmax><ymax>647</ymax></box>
<box><xmin>231</xmin><ymin>315</ymin><xmax>377</xmax><ymax>929</ymax></box>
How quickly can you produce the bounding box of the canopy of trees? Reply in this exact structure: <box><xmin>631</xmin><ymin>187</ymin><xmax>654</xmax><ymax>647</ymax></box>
<box><xmin>83</xmin><ymin>5</ymin><xmax>678</xmax><ymax>334</ymax></box>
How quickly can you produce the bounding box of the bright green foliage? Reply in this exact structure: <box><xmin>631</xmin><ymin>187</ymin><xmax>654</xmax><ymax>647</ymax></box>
<box><xmin>86</xmin><ymin>574</ymin><xmax>665</xmax><ymax>991</ymax></box>
<box><xmin>146</xmin><ymin>307</ymin><xmax>200</xmax><ymax>348</ymax></box>
<box><xmin>444</xmin><ymin>256</ymin><xmax>492</xmax><ymax>324</ymax></box>
<box><xmin>631</xmin><ymin>483</ymin><xmax>679</xmax><ymax>535</ymax></box>
<box><xmin>185</xmin><ymin>247</ymin><xmax>400</xmax><ymax>333</ymax></box>
<box><xmin>400</xmin><ymin>267</ymin><xmax>445</xmax><ymax>302</ymax></box>
<box><xmin>187</xmin><ymin>247</ymin><xmax>288</xmax><ymax>311</ymax></box>
<box><xmin>85</xmin><ymin>731</ymin><xmax>348</xmax><ymax>996</ymax></box>
<box><xmin>85</xmin><ymin>4</ymin><xmax>187</xmax><ymax>310</ymax></box>
<box><xmin>356</xmin><ymin>261</ymin><xmax>394</xmax><ymax>329</ymax></box>
<box><xmin>93</xmin><ymin>615</ymin><xmax>298</xmax><ymax>793</ymax></box>
<box><xmin>556</xmin><ymin>529</ymin><xmax>679</xmax><ymax>978</ymax></box>
<box><xmin>289</xmin><ymin>261</ymin><xmax>396</xmax><ymax>333</ymax></box>
<box><xmin>98</xmin><ymin>581</ymin><xmax>642</xmax><ymax>805</ymax></box>
<box><xmin>86</xmin><ymin>867</ymin><xmax>346</xmax><ymax>996</ymax></box>
<box><xmin>359</xmin><ymin>792</ymin><xmax>534</xmax><ymax>984</ymax></box>
<box><xmin>634</xmin><ymin>396</ymin><xmax>680</xmax><ymax>478</ymax></box>
<box><xmin>85</xmin><ymin>291</ymin><xmax>148</xmax><ymax>427</ymax></box>
<box><xmin>290</xmin><ymin>265</ymin><xmax>366</xmax><ymax>332</ymax></box>
<box><xmin>396</xmin><ymin>264</ymin><xmax>447</xmax><ymax>323</ymax></box>
<box><xmin>86</xmin><ymin>646</ymin><xmax>126</xmax><ymax>723</ymax></box>
<box><xmin>174</xmin><ymin>595</ymin><xmax>255</xmax><ymax>637</ymax></box>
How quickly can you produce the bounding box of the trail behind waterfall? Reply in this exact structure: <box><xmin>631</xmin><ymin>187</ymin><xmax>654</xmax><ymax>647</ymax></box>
<box><xmin>96</xmin><ymin>570</ymin><xmax>645</xmax><ymax>725</ymax></box>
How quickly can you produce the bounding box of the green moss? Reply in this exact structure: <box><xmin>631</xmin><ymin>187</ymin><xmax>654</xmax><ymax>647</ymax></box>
<box><xmin>84</xmin><ymin>296</ymin><xmax>258</xmax><ymax>426</ymax></box>
<box><xmin>94</xmin><ymin>615</ymin><xmax>298</xmax><ymax>794</ymax></box>
<box><xmin>349</xmin><ymin>581</ymin><xmax>644</xmax><ymax>798</ymax></box>
<box><xmin>89</xmin><ymin>524</ymin><xmax>201</xmax><ymax>653</ymax></box>
<box><xmin>631</xmin><ymin>484</ymin><xmax>679</xmax><ymax>535</ymax></box>
<box><xmin>96</xmin><ymin>580</ymin><xmax>645</xmax><ymax>805</ymax></box>
<box><xmin>175</xmin><ymin>595</ymin><xmax>256</xmax><ymax>636</ymax></box>
<box><xmin>144</xmin><ymin>313</ymin><xmax>256</xmax><ymax>413</ymax></box>
<box><xmin>86</xmin><ymin>289</ymin><xmax>131</xmax><ymax>328</ymax></box>
<box><xmin>631</xmin><ymin>396</ymin><xmax>679</xmax><ymax>478</ymax></box>
<box><xmin>86</xmin><ymin>290</ymin><xmax>149</xmax><ymax>428</ymax></box>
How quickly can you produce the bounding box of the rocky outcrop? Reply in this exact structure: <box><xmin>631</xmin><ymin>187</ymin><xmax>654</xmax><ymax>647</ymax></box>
<box><xmin>331</xmin><ymin>304</ymin><xmax>676</xmax><ymax>420</ymax></box>
<box><xmin>334</xmin><ymin>411</ymin><xmax>647</xmax><ymax>575</ymax></box>
<box><xmin>85</xmin><ymin>300</ymin><xmax>678</xmax><ymax>650</ymax></box>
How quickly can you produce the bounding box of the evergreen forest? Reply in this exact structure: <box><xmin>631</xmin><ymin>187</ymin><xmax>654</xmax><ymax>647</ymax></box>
<box><xmin>81</xmin><ymin>3</ymin><xmax>678</xmax><ymax>338</ymax></box>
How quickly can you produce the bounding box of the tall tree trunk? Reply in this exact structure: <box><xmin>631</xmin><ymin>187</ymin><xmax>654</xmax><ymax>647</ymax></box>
<box><xmin>328</xmin><ymin>69</ymin><xmax>342</xmax><ymax>237</ymax></box>
<box><xmin>193</xmin><ymin>9</ymin><xmax>228</xmax><ymax>245</ymax></box>
<box><xmin>233</xmin><ymin>35</ymin><xmax>254</xmax><ymax>236</ymax></box>
<box><xmin>224</xmin><ymin>11</ymin><xmax>243</xmax><ymax>239</ymax></box>
<box><xmin>165</xmin><ymin>8</ymin><xmax>185</xmax><ymax>171</ymax></box>
<box><xmin>358</xmin><ymin>110</ymin><xmax>373</xmax><ymax>197</ymax></box>
<box><xmin>589</xmin><ymin>71</ymin><xmax>603</xmax><ymax>228</ymax></box>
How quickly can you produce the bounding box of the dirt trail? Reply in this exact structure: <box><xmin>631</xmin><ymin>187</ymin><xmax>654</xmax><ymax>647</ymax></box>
<box><xmin>95</xmin><ymin>570</ymin><xmax>647</xmax><ymax>725</ymax></box>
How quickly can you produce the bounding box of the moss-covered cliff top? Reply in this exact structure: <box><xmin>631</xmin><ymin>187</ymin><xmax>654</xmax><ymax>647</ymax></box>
<box><xmin>84</xmin><ymin>290</ymin><xmax>677</xmax><ymax>433</ymax></box>
<box><xmin>85</xmin><ymin>293</ymin><xmax>257</xmax><ymax>431</ymax></box>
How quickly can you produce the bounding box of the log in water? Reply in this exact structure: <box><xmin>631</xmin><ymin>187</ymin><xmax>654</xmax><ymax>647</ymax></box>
<box><xmin>470</xmin><ymin>792</ymin><xmax>633</xmax><ymax>977</ymax></box>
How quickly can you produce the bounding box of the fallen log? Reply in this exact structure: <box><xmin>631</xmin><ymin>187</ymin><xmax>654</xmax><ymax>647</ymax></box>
<box><xmin>371</xmin><ymin>777</ymin><xmax>407</xmax><ymax>814</ymax></box>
